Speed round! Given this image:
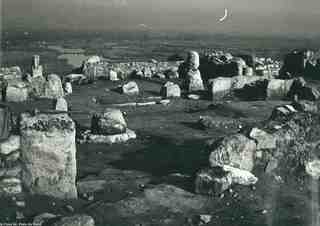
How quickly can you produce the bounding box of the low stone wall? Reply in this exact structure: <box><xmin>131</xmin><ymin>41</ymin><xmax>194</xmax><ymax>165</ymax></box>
<box><xmin>82</xmin><ymin>61</ymin><xmax>182</xmax><ymax>80</ymax></box>
<box><xmin>209</xmin><ymin>76</ymin><xmax>319</xmax><ymax>101</ymax></box>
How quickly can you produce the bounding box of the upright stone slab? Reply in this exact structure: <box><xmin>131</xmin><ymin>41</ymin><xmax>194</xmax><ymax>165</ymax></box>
<box><xmin>20</xmin><ymin>113</ymin><xmax>77</xmax><ymax>199</ymax></box>
<box><xmin>44</xmin><ymin>74</ymin><xmax>64</xmax><ymax>99</ymax></box>
<box><xmin>186</xmin><ymin>51</ymin><xmax>200</xmax><ymax>70</ymax></box>
<box><xmin>186</xmin><ymin>69</ymin><xmax>204</xmax><ymax>92</ymax></box>
<box><xmin>160</xmin><ymin>82</ymin><xmax>181</xmax><ymax>98</ymax></box>
<box><xmin>54</xmin><ymin>98</ymin><xmax>68</xmax><ymax>111</ymax></box>
<box><xmin>209</xmin><ymin>77</ymin><xmax>233</xmax><ymax>101</ymax></box>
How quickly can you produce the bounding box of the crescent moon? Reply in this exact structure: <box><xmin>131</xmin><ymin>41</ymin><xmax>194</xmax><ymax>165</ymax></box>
<box><xmin>219</xmin><ymin>8</ymin><xmax>228</xmax><ymax>22</ymax></box>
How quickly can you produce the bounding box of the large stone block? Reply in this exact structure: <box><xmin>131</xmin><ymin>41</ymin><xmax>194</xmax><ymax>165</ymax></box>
<box><xmin>185</xmin><ymin>69</ymin><xmax>204</xmax><ymax>92</ymax></box>
<box><xmin>195</xmin><ymin>168</ymin><xmax>232</xmax><ymax>196</ymax></box>
<box><xmin>209</xmin><ymin>77</ymin><xmax>233</xmax><ymax>101</ymax></box>
<box><xmin>20</xmin><ymin>113</ymin><xmax>77</xmax><ymax>199</ymax></box>
<box><xmin>121</xmin><ymin>81</ymin><xmax>139</xmax><ymax>96</ymax></box>
<box><xmin>160</xmin><ymin>82</ymin><xmax>181</xmax><ymax>98</ymax></box>
<box><xmin>266</xmin><ymin>79</ymin><xmax>294</xmax><ymax>99</ymax></box>
<box><xmin>209</xmin><ymin>134</ymin><xmax>257</xmax><ymax>171</ymax></box>
<box><xmin>91</xmin><ymin>108</ymin><xmax>127</xmax><ymax>135</ymax></box>
<box><xmin>0</xmin><ymin>135</ymin><xmax>20</xmax><ymax>155</ymax></box>
<box><xmin>5</xmin><ymin>82</ymin><xmax>28</xmax><ymax>102</ymax></box>
<box><xmin>44</xmin><ymin>74</ymin><xmax>65</xmax><ymax>99</ymax></box>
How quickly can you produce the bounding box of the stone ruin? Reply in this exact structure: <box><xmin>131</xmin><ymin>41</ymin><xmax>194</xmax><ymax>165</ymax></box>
<box><xmin>0</xmin><ymin>56</ymin><xmax>66</xmax><ymax>102</ymax></box>
<box><xmin>31</xmin><ymin>55</ymin><xmax>43</xmax><ymax>78</ymax></box>
<box><xmin>81</xmin><ymin>57</ymin><xmax>182</xmax><ymax>81</ymax></box>
<box><xmin>0</xmin><ymin>66</ymin><xmax>22</xmax><ymax>80</ymax></box>
<box><xmin>196</xmin><ymin>101</ymin><xmax>320</xmax><ymax>195</ymax></box>
<box><xmin>79</xmin><ymin>108</ymin><xmax>136</xmax><ymax>144</ymax></box>
<box><xmin>209</xmin><ymin>76</ymin><xmax>319</xmax><ymax>101</ymax></box>
<box><xmin>279</xmin><ymin>49</ymin><xmax>320</xmax><ymax>79</ymax></box>
<box><xmin>0</xmin><ymin>111</ymin><xmax>78</xmax><ymax>199</ymax></box>
<box><xmin>179</xmin><ymin>51</ymin><xmax>205</xmax><ymax>92</ymax></box>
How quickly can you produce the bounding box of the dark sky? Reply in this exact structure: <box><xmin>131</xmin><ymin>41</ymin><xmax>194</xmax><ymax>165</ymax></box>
<box><xmin>2</xmin><ymin>0</ymin><xmax>320</xmax><ymax>36</ymax></box>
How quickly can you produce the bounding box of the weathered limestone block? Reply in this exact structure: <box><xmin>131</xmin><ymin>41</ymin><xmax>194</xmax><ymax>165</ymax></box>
<box><xmin>44</xmin><ymin>74</ymin><xmax>65</xmax><ymax>99</ymax></box>
<box><xmin>186</xmin><ymin>69</ymin><xmax>204</xmax><ymax>92</ymax></box>
<box><xmin>109</xmin><ymin>70</ymin><xmax>118</xmax><ymax>81</ymax></box>
<box><xmin>248</xmin><ymin>128</ymin><xmax>277</xmax><ymax>150</ymax></box>
<box><xmin>122</xmin><ymin>81</ymin><xmax>139</xmax><ymax>95</ymax></box>
<box><xmin>195</xmin><ymin>168</ymin><xmax>232</xmax><ymax>195</ymax></box>
<box><xmin>77</xmin><ymin>180</ymin><xmax>107</xmax><ymax>194</ymax></box>
<box><xmin>53</xmin><ymin>215</ymin><xmax>95</xmax><ymax>226</ymax></box>
<box><xmin>85</xmin><ymin>129</ymin><xmax>136</xmax><ymax>144</ymax></box>
<box><xmin>209</xmin><ymin>77</ymin><xmax>233</xmax><ymax>101</ymax></box>
<box><xmin>305</xmin><ymin>160</ymin><xmax>320</xmax><ymax>178</ymax></box>
<box><xmin>266</xmin><ymin>79</ymin><xmax>294</xmax><ymax>99</ymax></box>
<box><xmin>0</xmin><ymin>135</ymin><xmax>20</xmax><ymax>155</ymax></box>
<box><xmin>144</xmin><ymin>184</ymin><xmax>206</xmax><ymax>212</ymax></box>
<box><xmin>91</xmin><ymin>108</ymin><xmax>127</xmax><ymax>135</ymax></box>
<box><xmin>223</xmin><ymin>165</ymin><xmax>258</xmax><ymax>185</ymax></box>
<box><xmin>54</xmin><ymin>97</ymin><xmax>68</xmax><ymax>111</ymax></box>
<box><xmin>186</xmin><ymin>51</ymin><xmax>200</xmax><ymax>70</ymax></box>
<box><xmin>0</xmin><ymin>165</ymin><xmax>21</xmax><ymax>178</ymax></box>
<box><xmin>5</xmin><ymin>82</ymin><xmax>28</xmax><ymax>102</ymax></box>
<box><xmin>160</xmin><ymin>82</ymin><xmax>181</xmax><ymax>98</ymax></box>
<box><xmin>20</xmin><ymin>113</ymin><xmax>77</xmax><ymax>199</ymax></box>
<box><xmin>0</xmin><ymin>178</ymin><xmax>22</xmax><ymax>197</ymax></box>
<box><xmin>209</xmin><ymin>134</ymin><xmax>256</xmax><ymax>171</ymax></box>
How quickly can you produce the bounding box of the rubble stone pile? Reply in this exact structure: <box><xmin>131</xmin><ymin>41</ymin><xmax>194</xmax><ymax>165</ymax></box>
<box><xmin>82</xmin><ymin>58</ymin><xmax>182</xmax><ymax>81</ymax></box>
<box><xmin>196</xmin><ymin>102</ymin><xmax>320</xmax><ymax>196</ymax></box>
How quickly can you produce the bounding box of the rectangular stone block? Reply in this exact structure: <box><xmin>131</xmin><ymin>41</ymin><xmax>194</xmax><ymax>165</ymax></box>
<box><xmin>20</xmin><ymin>113</ymin><xmax>77</xmax><ymax>199</ymax></box>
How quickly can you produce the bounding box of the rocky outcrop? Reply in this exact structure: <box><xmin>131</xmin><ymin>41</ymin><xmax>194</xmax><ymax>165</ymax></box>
<box><xmin>197</xmin><ymin>103</ymin><xmax>320</xmax><ymax>196</ymax></box>
<box><xmin>20</xmin><ymin>113</ymin><xmax>77</xmax><ymax>199</ymax></box>
<box><xmin>209</xmin><ymin>75</ymin><xmax>267</xmax><ymax>101</ymax></box>
<box><xmin>0</xmin><ymin>135</ymin><xmax>20</xmax><ymax>155</ymax></box>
